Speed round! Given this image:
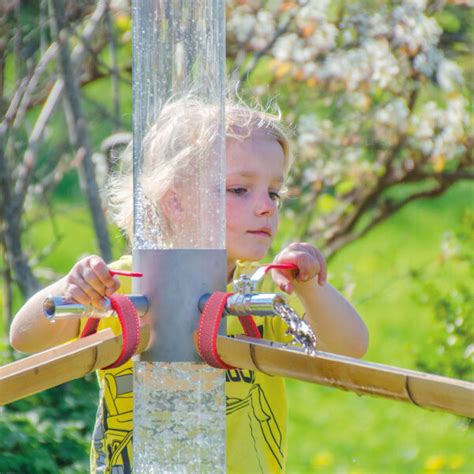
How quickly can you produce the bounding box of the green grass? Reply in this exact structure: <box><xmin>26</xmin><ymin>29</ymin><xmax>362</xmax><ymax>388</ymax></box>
<box><xmin>23</xmin><ymin>202</ymin><xmax>127</xmax><ymax>278</ymax></box>
<box><xmin>284</xmin><ymin>181</ymin><xmax>474</xmax><ymax>473</ymax></box>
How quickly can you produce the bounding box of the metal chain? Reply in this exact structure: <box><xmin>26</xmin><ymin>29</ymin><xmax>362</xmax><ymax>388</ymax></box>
<box><xmin>274</xmin><ymin>301</ymin><xmax>317</xmax><ymax>355</ymax></box>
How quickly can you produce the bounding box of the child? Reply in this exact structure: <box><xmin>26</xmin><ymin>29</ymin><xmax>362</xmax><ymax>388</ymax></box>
<box><xmin>10</xmin><ymin>98</ymin><xmax>368</xmax><ymax>473</ymax></box>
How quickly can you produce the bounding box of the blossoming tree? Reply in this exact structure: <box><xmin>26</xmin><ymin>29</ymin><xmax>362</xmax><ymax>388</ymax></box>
<box><xmin>226</xmin><ymin>0</ymin><xmax>472</xmax><ymax>256</ymax></box>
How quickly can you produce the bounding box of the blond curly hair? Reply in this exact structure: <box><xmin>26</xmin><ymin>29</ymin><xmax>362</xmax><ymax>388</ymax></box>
<box><xmin>107</xmin><ymin>97</ymin><xmax>293</xmax><ymax>245</ymax></box>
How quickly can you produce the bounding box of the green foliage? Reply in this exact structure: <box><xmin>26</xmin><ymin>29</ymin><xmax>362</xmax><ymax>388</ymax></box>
<box><xmin>416</xmin><ymin>283</ymin><xmax>473</xmax><ymax>380</ymax></box>
<box><xmin>0</xmin><ymin>376</ymin><xmax>98</xmax><ymax>473</ymax></box>
<box><xmin>435</xmin><ymin>10</ymin><xmax>462</xmax><ymax>34</ymax></box>
<box><xmin>413</xmin><ymin>211</ymin><xmax>474</xmax><ymax>384</ymax></box>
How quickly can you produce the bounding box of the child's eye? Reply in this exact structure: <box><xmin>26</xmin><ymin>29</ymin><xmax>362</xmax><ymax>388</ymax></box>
<box><xmin>269</xmin><ymin>191</ymin><xmax>281</xmax><ymax>202</ymax></box>
<box><xmin>269</xmin><ymin>191</ymin><xmax>282</xmax><ymax>207</ymax></box>
<box><xmin>227</xmin><ymin>187</ymin><xmax>247</xmax><ymax>196</ymax></box>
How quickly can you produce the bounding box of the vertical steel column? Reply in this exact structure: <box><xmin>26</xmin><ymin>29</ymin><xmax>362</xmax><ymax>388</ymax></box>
<box><xmin>131</xmin><ymin>1</ymin><xmax>226</xmax><ymax>472</ymax></box>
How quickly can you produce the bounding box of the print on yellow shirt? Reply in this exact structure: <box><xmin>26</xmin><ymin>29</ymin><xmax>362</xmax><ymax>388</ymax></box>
<box><xmin>85</xmin><ymin>257</ymin><xmax>302</xmax><ymax>473</ymax></box>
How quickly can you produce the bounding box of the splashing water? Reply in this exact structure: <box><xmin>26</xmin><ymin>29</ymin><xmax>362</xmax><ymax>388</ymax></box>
<box><xmin>134</xmin><ymin>362</ymin><xmax>226</xmax><ymax>473</ymax></box>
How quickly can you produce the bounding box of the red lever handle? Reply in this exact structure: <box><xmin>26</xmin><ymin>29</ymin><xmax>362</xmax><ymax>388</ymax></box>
<box><xmin>109</xmin><ymin>270</ymin><xmax>143</xmax><ymax>278</ymax></box>
<box><xmin>260</xmin><ymin>263</ymin><xmax>298</xmax><ymax>274</ymax></box>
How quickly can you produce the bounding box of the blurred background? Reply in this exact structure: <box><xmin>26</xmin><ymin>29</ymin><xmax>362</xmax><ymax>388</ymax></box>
<box><xmin>0</xmin><ymin>0</ymin><xmax>472</xmax><ymax>472</ymax></box>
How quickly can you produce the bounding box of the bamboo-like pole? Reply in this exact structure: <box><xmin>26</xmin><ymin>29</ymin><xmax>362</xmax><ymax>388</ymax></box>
<box><xmin>215</xmin><ymin>336</ymin><xmax>474</xmax><ymax>419</ymax></box>
<box><xmin>0</xmin><ymin>326</ymin><xmax>150</xmax><ymax>406</ymax></box>
<box><xmin>1</xmin><ymin>328</ymin><xmax>472</xmax><ymax>418</ymax></box>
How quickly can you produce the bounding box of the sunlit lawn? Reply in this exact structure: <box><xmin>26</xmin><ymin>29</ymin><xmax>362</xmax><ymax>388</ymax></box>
<box><xmin>283</xmin><ymin>182</ymin><xmax>474</xmax><ymax>473</ymax></box>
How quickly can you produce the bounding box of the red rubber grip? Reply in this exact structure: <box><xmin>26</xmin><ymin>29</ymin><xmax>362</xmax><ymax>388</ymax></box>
<box><xmin>102</xmin><ymin>294</ymin><xmax>140</xmax><ymax>369</ymax></box>
<box><xmin>198</xmin><ymin>292</ymin><xmax>234</xmax><ymax>369</ymax></box>
<box><xmin>238</xmin><ymin>315</ymin><xmax>261</xmax><ymax>339</ymax></box>
<box><xmin>198</xmin><ymin>292</ymin><xmax>262</xmax><ymax>369</ymax></box>
<box><xmin>80</xmin><ymin>294</ymin><xmax>140</xmax><ymax>370</ymax></box>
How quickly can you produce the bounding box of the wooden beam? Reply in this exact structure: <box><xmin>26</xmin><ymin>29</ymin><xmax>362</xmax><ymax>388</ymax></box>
<box><xmin>216</xmin><ymin>336</ymin><xmax>474</xmax><ymax>418</ymax></box>
<box><xmin>0</xmin><ymin>326</ymin><xmax>150</xmax><ymax>405</ymax></box>
<box><xmin>1</xmin><ymin>329</ymin><xmax>472</xmax><ymax>419</ymax></box>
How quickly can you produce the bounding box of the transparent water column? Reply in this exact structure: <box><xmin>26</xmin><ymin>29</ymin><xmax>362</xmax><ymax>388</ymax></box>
<box><xmin>131</xmin><ymin>1</ymin><xmax>226</xmax><ymax>472</ymax></box>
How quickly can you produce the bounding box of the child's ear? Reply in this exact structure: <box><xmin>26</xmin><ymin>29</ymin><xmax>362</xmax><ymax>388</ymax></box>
<box><xmin>161</xmin><ymin>189</ymin><xmax>185</xmax><ymax>221</ymax></box>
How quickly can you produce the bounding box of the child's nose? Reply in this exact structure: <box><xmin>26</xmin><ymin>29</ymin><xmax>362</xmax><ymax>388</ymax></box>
<box><xmin>255</xmin><ymin>192</ymin><xmax>276</xmax><ymax>216</ymax></box>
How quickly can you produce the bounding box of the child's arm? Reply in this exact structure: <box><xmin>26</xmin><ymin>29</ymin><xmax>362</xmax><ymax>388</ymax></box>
<box><xmin>271</xmin><ymin>243</ymin><xmax>369</xmax><ymax>358</ymax></box>
<box><xmin>9</xmin><ymin>256</ymin><xmax>120</xmax><ymax>353</ymax></box>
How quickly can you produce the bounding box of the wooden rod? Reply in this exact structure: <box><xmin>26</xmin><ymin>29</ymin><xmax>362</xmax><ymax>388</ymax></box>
<box><xmin>0</xmin><ymin>326</ymin><xmax>150</xmax><ymax>406</ymax></box>
<box><xmin>1</xmin><ymin>329</ymin><xmax>472</xmax><ymax>420</ymax></box>
<box><xmin>215</xmin><ymin>335</ymin><xmax>474</xmax><ymax>419</ymax></box>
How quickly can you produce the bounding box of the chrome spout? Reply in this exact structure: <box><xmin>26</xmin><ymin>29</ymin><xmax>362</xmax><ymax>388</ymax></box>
<box><xmin>43</xmin><ymin>295</ymin><xmax>149</xmax><ymax>321</ymax></box>
<box><xmin>198</xmin><ymin>292</ymin><xmax>287</xmax><ymax>317</ymax></box>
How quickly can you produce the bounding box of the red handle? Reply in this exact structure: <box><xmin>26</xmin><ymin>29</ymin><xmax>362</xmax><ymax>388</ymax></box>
<box><xmin>109</xmin><ymin>270</ymin><xmax>143</xmax><ymax>278</ymax></box>
<box><xmin>260</xmin><ymin>263</ymin><xmax>298</xmax><ymax>274</ymax></box>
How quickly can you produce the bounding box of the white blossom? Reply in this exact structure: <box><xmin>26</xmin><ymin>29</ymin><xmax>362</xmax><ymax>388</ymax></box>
<box><xmin>374</xmin><ymin>99</ymin><xmax>409</xmax><ymax>144</ymax></box>
<box><xmin>227</xmin><ymin>8</ymin><xmax>256</xmax><ymax>43</ymax></box>
<box><xmin>413</xmin><ymin>48</ymin><xmax>443</xmax><ymax>77</ymax></box>
<box><xmin>403</xmin><ymin>0</ymin><xmax>428</xmax><ymax>11</ymax></box>
<box><xmin>302</xmin><ymin>168</ymin><xmax>319</xmax><ymax>185</ymax></box>
<box><xmin>297</xmin><ymin>0</ymin><xmax>331</xmax><ymax>20</ymax></box>
<box><xmin>227</xmin><ymin>6</ymin><xmax>276</xmax><ymax>50</ymax></box>
<box><xmin>343</xmin><ymin>148</ymin><xmax>363</xmax><ymax>164</ymax></box>
<box><xmin>307</xmin><ymin>23</ymin><xmax>338</xmax><ymax>55</ymax></box>
<box><xmin>295</xmin><ymin>5</ymin><xmax>326</xmax><ymax>28</ymax></box>
<box><xmin>447</xmin><ymin>335</ymin><xmax>457</xmax><ymax>346</ymax></box>
<box><xmin>437</xmin><ymin>59</ymin><xmax>464</xmax><ymax>92</ymax></box>
<box><xmin>249</xmin><ymin>10</ymin><xmax>276</xmax><ymax>50</ymax></box>
<box><xmin>392</xmin><ymin>6</ymin><xmax>442</xmax><ymax>53</ymax></box>
<box><xmin>302</xmin><ymin>62</ymin><xmax>318</xmax><ymax>78</ymax></box>
<box><xmin>341</xmin><ymin>28</ymin><xmax>356</xmax><ymax>45</ymax></box>
<box><xmin>375</xmin><ymin>99</ymin><xmax>409</xmax><ymax>131</ymax></box>
<box><xmin>366</xmin><ymin>12</ymin><xmax>392</xmax><ymax>38</ymax></box>
<box><xmin>409</xmin><ymin>97</ymin><xmax>468</xmax><ymax>159</ymax></box>
<box><xmin>273</xmin><ymin>33</ymin><xmax>300</xmax><ymax>62</ymax></box>
<box><xmin>348</xmin><ymin>92</ymin><xmax>371</xmax><ymax>112</ymax></box>
<box><xmin>298</xmin><ymin>115</ymin><xmax>333</xmax><ymax>145</ymax></box>
<box><xmin>318</xmin><ymin>39</ymin><xmax>399</xmax><ymax>90</ymax></box>
<box><xmin>365</xmin><ymin>39</ymin><xmax>400</xmax><ymax>87</ymax></box>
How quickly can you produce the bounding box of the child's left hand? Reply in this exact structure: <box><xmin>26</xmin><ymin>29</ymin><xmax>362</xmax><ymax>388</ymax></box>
<box><xmin>271</xmin><ymin>242</ymin><xmax>327</xmax><ymax>294</ymax></box>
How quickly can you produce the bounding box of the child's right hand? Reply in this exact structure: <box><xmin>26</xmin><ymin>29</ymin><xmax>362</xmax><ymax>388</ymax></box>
<box><xmin>63</xmin><ymin>256</ymin><xmax>120</xmax><ymax>309</ymax></box>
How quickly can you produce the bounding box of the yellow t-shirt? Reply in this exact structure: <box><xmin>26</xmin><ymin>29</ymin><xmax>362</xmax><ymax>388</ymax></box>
<box><xmin>86</xmin><ymin>255</ymin><xmax>304</xmax><ymax>473</ymax></box>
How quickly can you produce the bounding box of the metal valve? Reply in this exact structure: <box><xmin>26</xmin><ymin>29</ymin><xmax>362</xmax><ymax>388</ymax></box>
<box><xmin>198</xmin><ymin>265</ymin><xmax>290</xmax><ymax>317</ymax></box>
<box><xmin>201</xmin><ymin>263</ymin><xmax>318</xmax><ymax>354</ymax></box>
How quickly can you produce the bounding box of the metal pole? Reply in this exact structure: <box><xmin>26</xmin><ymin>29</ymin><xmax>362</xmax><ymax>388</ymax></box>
<box><xmin>131</xmin><ymin>1</ymin><xmax>226</xmax><ymax>472</ymax></box>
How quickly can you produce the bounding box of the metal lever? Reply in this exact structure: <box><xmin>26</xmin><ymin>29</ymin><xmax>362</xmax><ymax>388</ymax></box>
<box><xmin>43</xmin><ymin>295</ymin><xmax>149</xmax><ymax>321</ymax></box>
<box><xmin>233</xmin><ymin>263</ymin><xmax>298</xmax><ymax>294</ymax></box>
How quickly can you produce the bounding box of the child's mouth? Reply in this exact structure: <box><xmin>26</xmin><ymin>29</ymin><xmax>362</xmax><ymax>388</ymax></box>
<box><xmin>247</xmin><ymin>230</ymin><xmax>271</xmax><ymax>238</ymax></box>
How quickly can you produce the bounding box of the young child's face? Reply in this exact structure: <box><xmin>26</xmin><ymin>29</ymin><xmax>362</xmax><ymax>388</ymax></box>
<box><xmin>226</xmin><ymin>130</ymin><xmax>285</xmax><ymax>264</ymax></box>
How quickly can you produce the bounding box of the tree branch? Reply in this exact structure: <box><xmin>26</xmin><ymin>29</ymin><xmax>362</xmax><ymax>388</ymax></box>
<box><xmin>0</xmin><ymin>123</ymin><xmax>40</xmax><ymax>297</ymax></box>
<box><xmin>14</xmin><ymin>0</ymin><xmax>110</xmax><ymax>211</ymax></box>
<box><xmin>325</xmin><ymin>165</ymin><xmax>471</xmax><ymax>258</ymax></box>
<box><xmin>12</xmin><ymin>42</ymin><xmax>59</xmax><ymax>130</ymax></box>
<box><xmin>239</xmin><ymin>7</ymin><xmax>299</xmax><ymax>85</ymax></box>
<box><xmin>320</xmin><ymin>85</ymin><xmax>421</xmax><ymax>243</ymax></box>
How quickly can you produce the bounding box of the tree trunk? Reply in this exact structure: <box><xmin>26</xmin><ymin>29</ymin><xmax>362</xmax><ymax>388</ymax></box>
<box><xmin>50</xmin><ymin>0</ymin><xmax>112</xmax><ymax>262</ymax></box>
<box><xmin>0</xmin><ymin>126</ymin><xmax>40</xmax><ymax>299</ymax></box>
